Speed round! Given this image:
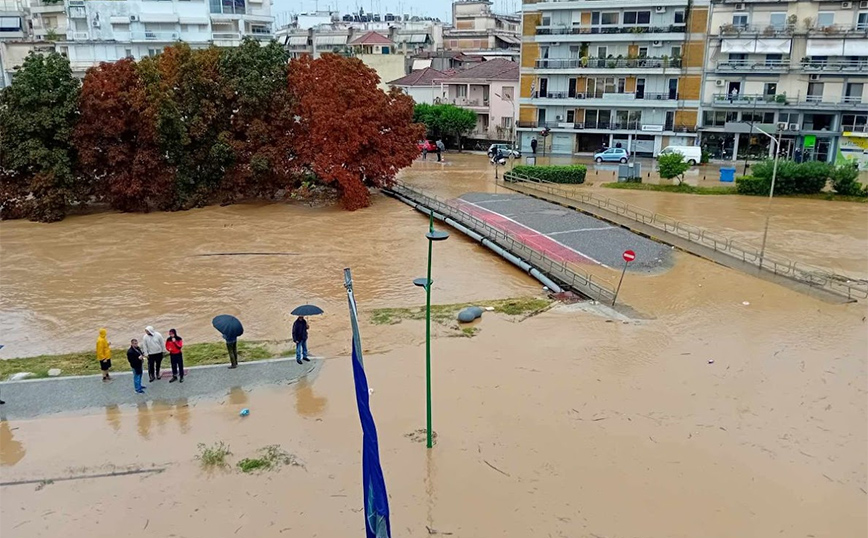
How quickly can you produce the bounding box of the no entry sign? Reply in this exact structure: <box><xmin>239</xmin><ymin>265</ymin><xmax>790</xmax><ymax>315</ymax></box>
<box><xmin>623</xmin><ymin>250</ymin><xmax>636</xmax><ymax>263</ymax></box>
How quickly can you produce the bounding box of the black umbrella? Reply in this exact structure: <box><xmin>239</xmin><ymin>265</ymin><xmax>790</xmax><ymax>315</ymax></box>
<box><xmin>212</xmin><ymin>315</ymin><xmax>244</xmax><ymax>339</ymax></box>
<box><xmin>291</xmin><ymin>304</ymin><xmax>324</xmax><ymax>316</ymax></box>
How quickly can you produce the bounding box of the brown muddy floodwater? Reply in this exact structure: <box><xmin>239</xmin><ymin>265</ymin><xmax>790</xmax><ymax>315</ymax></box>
<box><xmin>0</xmin><ymin>153</ymin><xmax>866</xmax><ymax>537</ymax></box>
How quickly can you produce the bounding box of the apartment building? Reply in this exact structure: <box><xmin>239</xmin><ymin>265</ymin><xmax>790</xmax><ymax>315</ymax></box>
<box><xmin>517</xmin><ymin>0</ymin><xmax>708</xmax><ymax>156</ymax></box>
<box><xmin>444</xmin><ymin>0</ymin><xmax>521</xmax><ymax>55</ymax></box>
<box><xmin>699</xmin><ymin>0</ymin><xmax>868</xmax><ymax>167</ymax></box>
<box><xmin>1</xmin><ymin>0</ymin><xmax>67</xmax><ymax>87</ymax></box>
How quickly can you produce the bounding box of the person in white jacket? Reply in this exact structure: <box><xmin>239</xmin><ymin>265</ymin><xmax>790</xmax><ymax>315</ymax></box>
<box><xmin>142</xmin><ymin>326</ymin><xmax>165</xmax><ymax>382</ymax></box>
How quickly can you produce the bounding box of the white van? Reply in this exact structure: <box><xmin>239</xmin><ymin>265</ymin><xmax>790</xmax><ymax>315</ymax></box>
<box><xmin>660</xmin><ymin>145</ymin><xmax>702</xmax><ymax>165</ymax></box>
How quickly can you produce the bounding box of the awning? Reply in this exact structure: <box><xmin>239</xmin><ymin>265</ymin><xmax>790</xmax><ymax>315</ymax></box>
<box><xmin>395</xmin><ymin>33</ymin><xmax>429</xmax><ymax>43</ymax></box>
<box><xmin>138</xmin><ymin>13</ymin><xmax>179</xmax><ymax>23</ymax></box>
<box><xmin>179</xmin><ymin>16</ymin><xmax>209</xmax><ymax>25</ymax></box>
<box><xmin>412</xmin><ymin>59</ymin><xmax>433</xmax><ymax>70</ymax></box>
<box><xmin>806</xmin><ymin>38</ymin><xmax>843</xmax><ymax>56</ymax></box>
<box><xmin>844</xmin><ymin>40</ymin><xmax>868</xmax><ymax>55</ymax></box>
<box><xmin>109</xmin><ymin>16</ymin><xmax>130</xmax><ymax>24</ymax></box>
<box><xmin>721</xmin><ymin>38</ymin><xmax>791</xmax><ymax>54</ymax></box>
<box><xmin>497</xmin><ymin>35</ymin><xmax>521</xmax><ymax>45</ymax></box>
<box><xmin>0</xmin><ymin>16</ymin><xmax>22</xmax><ymax>30</ymax></box>
<box><xmin>288</xmin><ymin>36</ymin><xmax>308</xmax><ymax>45</ymax></box>
<box><xmin>314</xmin><ymin>35</ymin><xmax>347</xmax><ymax>46</ymax></box>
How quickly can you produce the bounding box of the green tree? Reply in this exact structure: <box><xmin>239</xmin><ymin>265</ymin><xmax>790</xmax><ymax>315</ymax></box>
<box><xmin>829</xmin><ymin>163</ymin><xmax>866</xmax><ymax>196</ymax></box>
<box><xmin>657</xmin><ymin>153</ymin><xmax>690</xmax><ymax>185</ymax></box>
<box><xmin>413</xmin><ymin>103</ymin><xmax>476</xmax><ymax>147</ymax></box>
<box><xmin>0</xmin><ymin>51</ymin><xmax>80</xmax><ymax>221</ymax></box>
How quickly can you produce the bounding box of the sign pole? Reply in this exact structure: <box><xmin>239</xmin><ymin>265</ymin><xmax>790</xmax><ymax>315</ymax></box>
<box><xmin>613</xmin><ymin>250</ymin><xmax>635</xmax><ymax>307</ymax></box>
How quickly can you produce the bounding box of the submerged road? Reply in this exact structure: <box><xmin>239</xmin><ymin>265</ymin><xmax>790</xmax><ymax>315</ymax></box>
<box><xmin>456</xmin><ymin>193</ymin><xmax>674</xmax><ymax>274</ymax></box>
<box><xmin>0</xmin><ymin>358</ymin><xmax>318</xmax><ymax>420</ymax></box>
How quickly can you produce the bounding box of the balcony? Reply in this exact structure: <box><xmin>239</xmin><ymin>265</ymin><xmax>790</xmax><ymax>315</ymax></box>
<box><xmin>801</xmin><ymin>60</ymin><xmax>868</xmax><ymax>73</ymax></box>
<box><xmin>807</xmin><ymin>25</ymin><xmax>868</xmax><ymax>37</ymax></box>
<box><xmin>536</xmin><ymin>25</ymin><xmax>686</xmax><ymax>36</ymax></box>
<box><xmin>530</xmin><ymin>91</ymin><xmax>680</xmax><ymax>102</ymax></box>
<box><xmin>69</xmin><ymin>31</ymin><xmax>89</xmax><ymax>40</ymax></box>
<box><xmin>131</xmin><ymin>31</ymin><xmax>180</xmax><ymax>42</ymax></box>
<box><xmin>534</xmin><ymin>57</ymin><xmax>682</xmax><ymax>70</ymax></box>
<box><xmin>715</xmin><ymin>60</ymin><xmax>790</xmax><ymax>72</ymax></box>
<box><xmin>717</xmin><ymin>24</ymin><xmax>794</xmax><ymax>36</ymax></box>
<box><xmin>29</xmin><ymin>0</ymin><xmax>65</xmax><ymax>14</ymax></box>
<box><xmin>516</xmin><ymin>120</ymin><xmax>696</xmax><ymax>133</ymax></box>
<box><xmin>444</xmin><ymin>97</ymin><xmax>490</xmax><ymax>109</ymax></box>
<box><xmin>710</xmin><ymin>93</ymin><xmax>867</xmax><ymax>108</ymax></box>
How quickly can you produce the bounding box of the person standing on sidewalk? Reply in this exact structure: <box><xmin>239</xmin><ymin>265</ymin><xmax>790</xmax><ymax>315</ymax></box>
<box><xmin>127</xmin><ymin>339</ymin><xmax>146</xmax><ymax>394</ymax></box>
<box><xmin>142</xmin><ymin>326</ymin><xmax>165</xmax><ymax>382</ymax></box>
<box><xmin>224</xmin><ymin>333</ymin><xmax>239</xmax><ymax>369</ymax></box>
<box><xmin>166</xmin><ymin>329</ymin><xmax>184</xmax><ymax>383</ymax></box>
<box><xmin>292</xmin><ymin>316</ymin><xmax>310</xmax><ymax>365</ymax></box>
<box><xmin>96</xmin><ymin>328</ymin><xmax>112</xmax><ymax>381</ymax></box>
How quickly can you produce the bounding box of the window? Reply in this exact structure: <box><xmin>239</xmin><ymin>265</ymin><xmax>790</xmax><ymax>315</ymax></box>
<box><xmin>732</xmin><ymin>14</ymin><xmax>748</xmax><ymax>29</ymax></box>
<box><xmin>807</xmin><ymin>82</ymin><xmax>824</xmax><ymax>101</ymax></box>
<box><xmin>671</xmin><ymin>46</ymin><xmax>682</xmax><ymax>59</ymax></box>
<box><xmin>501</xmin><ymin>116</ymin><xmax>513</xmax><ymax>129</ymax></box>
<box><xmin>841</xmin><ymin>114</ymin><xmax>867</xmax><ymax>130</ymax></box>
<box><xmin>779</xmin><ymin>112</ymin><xmax>799</xmax><ymax>125</ymax></box>
<box><xmin>858</xmin><ymin>13</ymin><xmax>868</xmax><ymax>31</ymax></box>
<box><xmin>541</xmin><ymin>16</ymin><xmax>551</xmax><ymax>26</ymax></box>
<box><xmin>764</xmin><ymin>82</ymin><xmax>777</xmax><ymax>95</ymax></box>
<box><xmin>502</xmin><ymin>86</ymin><xmax>514</xmax><ymax>100</ymax></box>
<box><xmin>623</xmin><ymin>11</ymin><xmax>651</xmax><ymax>25</ymax></box>
<box><xmin>0</xmin><ymin>16</ymin><xmax>22</xmax><ymax>31</ymax></box>
<box><xmin>638</xmin><ymin>47</ymin><xmax>648</xmax><ymax>58</ymax></box>
<box><xmin>148</xmin><ymin>48</ymin><xmax>159</xmax><ymax>57</ymax></box>
<box><xmin>569</xmin><ymin>45</ymin><xmax>580</xmax><ymax>58</ymax></box>
<box><xmin>600</xmin><ymin>12</ymin><xmax>619</xmax><ymax>25</ymax></box>
<box><xmin>765</xmin><ymin>53</ymin><xmax>782</xmax><ymax>66</ymax></box>
<box><xmin>769</xmin><ymin>13</ymin><xmax>786</xmax><ymax>30</ymax></box>
<box><xmin>597</xmin><ymin>46</ymin><xmax>607</xmax><ymax>58</ymax></box>
<box><xmin>125</xmin><ymin>48</ymin><xmax>132</xmax><ymax>58</ymax></box>
<box><xmin>816</xmin><ymin>12</ymin><xmax>834</xmax><ymax>28</ymax></box>
<box><xmin>674</xmin><ymin>10</ymin><xmax>685</xmax><ymax>24</ymax></box>
<box><xmin>566</xmin><ymin>110</ymin><xmax>575</xmax><ymax>123</ymax></box>
<box><xmin>845</xmin><ymin>83</ymin><xmax>863</xmax><ymax>103</ymax></box>
<box><xmin>457</xmin><ymin>85</ymin><xmax>467</xmax><ymax>98</ymax></box>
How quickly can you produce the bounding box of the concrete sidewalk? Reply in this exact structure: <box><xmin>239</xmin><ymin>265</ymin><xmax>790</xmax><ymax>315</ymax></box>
<box><xmin>0</xmin><ymin>358</ymin><xmax>319</xmax><ymax>421</ymax></box>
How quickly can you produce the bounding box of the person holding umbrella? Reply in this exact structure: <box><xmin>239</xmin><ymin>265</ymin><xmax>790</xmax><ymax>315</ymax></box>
<box><xmin>291</xmin><ymin>305</ymin><xmax>323</xmax><ymax>365</ymax></box>
<box><xmin>212</xmin><ymin>315</ymin><xmax>243</xmax><ymax>369</ymax></box>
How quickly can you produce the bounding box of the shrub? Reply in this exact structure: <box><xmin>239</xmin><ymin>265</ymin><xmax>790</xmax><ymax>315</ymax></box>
<box><xmin>830</xmin><ymin>163</ymin><xmax>867</xmax><ymax>197</ymax></box>
<box><xmin>735</xmin><ymin>175</ymin><xmax>769</xmax><ymax>195</ymax></box>
<box><xmin>197</xmin><ymin>441</ymin><xmax>231</xmax><ymax>468</ymax></box>
<box><xmin>700</xmin><ymin>150</ymin><xmax>710</xmax><ymax>164</ymax></box>
<box><xmin>749</xmin><ymin>159</ymin><xmax>830</xmax><ymax>195</ymax></box>
<box><xmin>510</xmin><ymin>164</ymin><xmax>587</xmax><ymax>184</ymax></box>
<box><xmin>657</xmin><ymin>153</ymin><xmax>690</xmax><ymax>185</ymax></box>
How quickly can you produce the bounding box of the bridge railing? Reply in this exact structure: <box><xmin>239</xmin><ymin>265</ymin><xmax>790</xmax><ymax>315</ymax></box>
<box><xmin>501</xmin><ymin>172</ymin><xmax>868</xmax><ymax>301</ymax></box>
<box><xmin>388</xmin><ymin>181</ymin><xmax>618</xmax><ymax>304</ymax></box>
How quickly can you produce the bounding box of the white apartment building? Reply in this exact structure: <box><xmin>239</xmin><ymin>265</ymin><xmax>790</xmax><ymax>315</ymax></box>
<box><xmin>699</xmin><ymin>0</ymin><xmax>868</xmax><ymax>167</ymax></box>
<box><xmin>0</xmin><ymin>0</ymin><xmax>273</xmax><ymax>84</ymax></box>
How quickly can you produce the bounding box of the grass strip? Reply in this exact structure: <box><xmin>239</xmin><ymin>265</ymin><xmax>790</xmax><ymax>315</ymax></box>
<box><xmin>370</xmin><ymin>297</ymin><xmax>552</xmax><ymax>326</ymax></box>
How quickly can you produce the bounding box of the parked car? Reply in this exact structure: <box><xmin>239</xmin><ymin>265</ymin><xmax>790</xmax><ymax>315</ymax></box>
<box><xmin>659</xmin><ymin>145</ymin><xmax>702</xmax><ymax>165</ymax></box>
<box><xmin>487</xmin><ymin>143</ymin><xmax>521</xmax><ymax>158</ymax></box>
<box><xmin>593</xmin><ymin>147</ymin><xmax>629</xmax><ymax>163</ymax></box>
<box><xmin>418</xmin><ymin>140</ymin><xmax>436</xmax><ymax>152</ymax></box>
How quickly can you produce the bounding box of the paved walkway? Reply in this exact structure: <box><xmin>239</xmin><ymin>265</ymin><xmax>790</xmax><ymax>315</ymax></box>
<box><xmin>0</xmin><ymin>358</ymin><xmax>319</xmax><ymax>421</ymax></box>
<box><xmin>456</xmin><ymin>193</ymin><xmax>674</xmax><ymax>274</ymax></box>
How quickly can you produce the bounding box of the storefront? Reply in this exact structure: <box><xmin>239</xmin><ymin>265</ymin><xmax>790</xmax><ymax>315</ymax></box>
<box><xmin>837</xmin><ymin>132</ymin><xmax>868</xmax><ymax>170</ymax></box>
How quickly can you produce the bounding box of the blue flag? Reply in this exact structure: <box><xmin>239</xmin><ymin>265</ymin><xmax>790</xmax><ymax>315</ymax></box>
<box><xmin>345</xmin><ymin>268</ymin><xmax>391</xmax><ymax>538</ymax></box>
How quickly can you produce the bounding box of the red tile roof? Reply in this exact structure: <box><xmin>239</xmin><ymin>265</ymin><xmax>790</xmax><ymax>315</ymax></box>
<box><xmin>349</xmin><ymin>31</ymin><xmax>394</xmax><ymax>46</ymax></box>
<box><xmin>388</xmin><ymin>67</ymin><xmax>448</xmax><ymax>87</ymax></box>
<box><xmin>443</xmin><ymin>58</ymin><xmax>519</xmax><ymax>82</ymax></box>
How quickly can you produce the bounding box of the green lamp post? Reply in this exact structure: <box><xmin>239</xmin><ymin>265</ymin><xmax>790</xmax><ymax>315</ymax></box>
<box><xmin>413</xmin><ymin>212</ymin><xmax>449</xmax><ymax>449</ymax></box>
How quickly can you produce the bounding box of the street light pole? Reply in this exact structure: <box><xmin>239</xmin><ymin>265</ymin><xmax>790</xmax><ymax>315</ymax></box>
<box><xmin>413</xmin><ymin>212</ymin><xmax>448</xmax><ymax>449</ymax></box>
<box><xmin>756</xmin><ymin>128</ymin><xmax>782</xmax><ymax>268</ymax></box>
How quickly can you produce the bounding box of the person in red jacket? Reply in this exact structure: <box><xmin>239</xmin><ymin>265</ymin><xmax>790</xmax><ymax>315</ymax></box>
<box><xmin>166</xmin><ymin>329</ymin><xmax>184</xmax><ymax>383</ymax></box>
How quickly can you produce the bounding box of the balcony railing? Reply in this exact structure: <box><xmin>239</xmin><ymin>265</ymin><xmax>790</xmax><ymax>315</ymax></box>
<box><xmin>535</xmin><ymin>57</ymin><xmax>682</xmax><ymax>70</ymax></box>
<box><xmin>131</xmin><ymin>31</ymin><xmax>180</xmax><ymax>41</ymax></box>
<box><xmin>716</xmin><ymin>60</ymin><xmax>789</xmax><ymax>71</ymax></box>
<box><xmin>808</xmin><ymin>24</ymin><xmax>868</xmax><ymax>36</ymax></box>
<box><xmin>711</xmin><ymin>93</ymin><xmax>863</xmax><ymax>106</ymax></box>
<box><xmin>802</xmin><ymin>60</ymin><xmax>868</xmax><ymax>73</ymax></box>
<box><xmin>531</xmin><ymin>91</ymin><xmax>680</xmax><ymax>101</ymax></box>
<box><xmin>536</xmin><ymin>24</ymin><xmax>686</xmax><ymax>36</ymax></box>
<box><xmin>516</xmin><ymin>120</ymin><xmax>696</xmax><ymax>132</ymax></box>
<box><xmin>212</xmin><ymin>32</ymin><xmax>242</xmax><ymax>40</ymax></box>
<box><xmin>718</xmin><ymin>24</ymin><xmax>794</xmax><ymax>36</ymax></box>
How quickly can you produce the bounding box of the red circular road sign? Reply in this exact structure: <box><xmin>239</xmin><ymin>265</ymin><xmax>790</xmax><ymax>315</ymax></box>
<box><xmin>623</xmin><ymin>250</ymin><xmax>636</xmax><ymax>263</ymax></box>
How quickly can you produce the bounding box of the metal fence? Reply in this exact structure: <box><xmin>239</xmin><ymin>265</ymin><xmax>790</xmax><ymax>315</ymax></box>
<box><xmin>387</xmin><ymin>182</ymin><xmax>618</xmax><ymax>304</ymax></box>
<box><xmin>501</xmin><ymin>173</ymin><xmax>868</xmax><ymax>301</ymax></box>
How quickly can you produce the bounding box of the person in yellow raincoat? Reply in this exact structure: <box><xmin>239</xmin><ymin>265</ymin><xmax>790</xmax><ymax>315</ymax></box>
<box><xmin>96</xmin><ymin>328</ymin><xmax>112</xmax><ymax>381</ymax></box>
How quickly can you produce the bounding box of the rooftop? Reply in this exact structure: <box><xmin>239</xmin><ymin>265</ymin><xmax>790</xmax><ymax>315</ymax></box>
<box><xmin>442</xmin><ymin>58</ymin><xmax>518</xmax><ymax>81</ymax></box>
<box><xmin>388</xmin><ymin>67</ymin><xmax>448</xmax><ymax>87</ymax></box>
<box><xmin>348</xmin><ymin>30</ymin><xmax>394</xmax><ymax>46</ymax></box>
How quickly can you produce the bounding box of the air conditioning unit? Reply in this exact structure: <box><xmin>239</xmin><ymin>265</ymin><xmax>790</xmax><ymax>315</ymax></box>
<box><xmin>776</xmin><ymin>121</ymin><xmax>788</xmax><ymax>131</ymax></box>
<box><xmin>841</xmin><ymin>1</ymin><xmax>852</xmax><ymax>7</ymax></box>
<box><xmin>92</xmin><ymin>20</ymin><xmax>100</xmax><ymax>28</ymax></box>
<box><xmin>129</xmin><ymin>15</ymin><xmax>139</xmax><ymax>22</ymax></box>
<box><xmin>716</xmin><ymin>79</ymin><xmax>725</xmax><ymax>86</ymax></box>
<box><xmin>652</xmin><ymin>40</ymin><xmax>663</xmax><ymax>47</ymax></box>
<box><xmin>655</xmin><ymin>6</ymin><xmax>666</xmax><ymax>13</ymax></box>
<box><xmin>810</xmin><ymin>73</ymin><xmax>820</xmax><ymax>80</ymax></box>
<box><xmin>556</xmin><ymin>115</ymin><xmax>563</xmax><ymax>121</ymax></box>
<box><xmin>789</xmin><ymin>123</ymin><xmax>800</xmax><ymax>131</ymax></box>
<box><xmin>735</xmin><ymin>3</ymin><xmax>746</xmax><ymax>10</ymax></box>
<box><xmin>575</xmin><ymin>92</ymin><xmax>585</xmax><ymax>99</ymax></box>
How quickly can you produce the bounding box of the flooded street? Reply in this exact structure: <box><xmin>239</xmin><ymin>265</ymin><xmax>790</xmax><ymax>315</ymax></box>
<box><xmin>1</xmin><ymin>153</ymin><xmax>866</xmax><ymax>537</ymax></box>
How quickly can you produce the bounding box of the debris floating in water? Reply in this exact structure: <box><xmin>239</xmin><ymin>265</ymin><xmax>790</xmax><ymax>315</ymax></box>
<box><xmin>742</xmin><ymin>301</ymin><xmax>750</xmax><ymax>306</ymax></box>
<box><xmin>708</xmin><ymin>359</ymin><xmax>715</xmax><ymax>364</ymax></box>
<box><xmin>240</xmin><ymin>408</ymin><xmax>250</xmax><ymax>417</ymax></box>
